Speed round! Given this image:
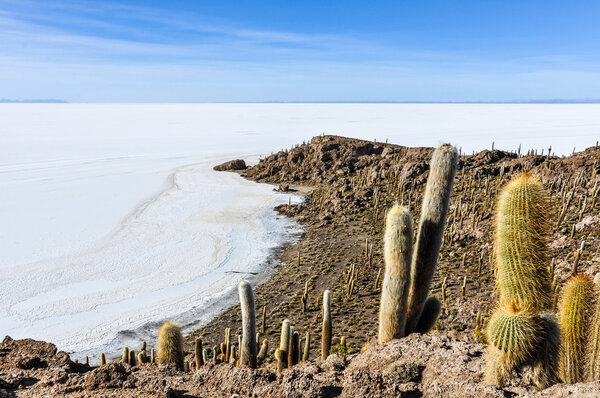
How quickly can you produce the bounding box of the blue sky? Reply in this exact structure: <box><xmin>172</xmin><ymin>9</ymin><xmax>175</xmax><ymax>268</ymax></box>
<box><xmin>1</xmin><ymin>0</ymin><xmax>599</xmax><ymax>102</ymax></box>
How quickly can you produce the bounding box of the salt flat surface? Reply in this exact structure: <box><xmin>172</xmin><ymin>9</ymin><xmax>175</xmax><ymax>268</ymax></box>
<box><xmin>0</xmin><ymin>103</ymin><xmax>599</xmax><ymax>359</ymax></box>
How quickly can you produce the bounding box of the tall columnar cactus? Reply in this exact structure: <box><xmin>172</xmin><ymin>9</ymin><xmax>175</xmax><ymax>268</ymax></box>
<box><xmin>157</xmin><ymin>321</ymin><xmax>184</xmax><ymax>370</ymax></box>
<box><xmin>278</xmin><ymin>319</ymin><xmax>291</xmax><ymax>373</ymax></box>
<box><xmin>415</xmin><ymin>296</ymin><xmax>442</xmax><ymax>334</ymax></box>
<box><xmin>100</xmin><ymin>352</ymin><xmax>106</xmax><ymax>366</ymax></box>
<box><xmin>494</xmin><ymin>173</ymin><xmax>552</xmax><ymax>311</ymax></box>
<box><xmin>378</xmin><ymin>205</ymin><xmax>413</xmax><ymax>342</ymax></box>
<box><xmin>238</xmin><ymin>280</ymin><xmax>257</xmax><ymax>368</ymax></box>
<box><xmin>485</xmin><ymin>173</ymin><xmax>559</xmax><ymax>389</ymax></box>
<box><xmin>302</xmin><ymin>331</ymin><xmax>310</xmax><ymax>361</ymax></box>
<box><xmin>586</xmin><ymin>282</ymin><xmax>600</xmax><ymax>381</ymax></box>
<box><xmin>257</xmin><ymin>339</ymin><xmax>269</xmax><ymax>364</ymax></box>
<box><xmin>322</xmin><ymin>290</ymin><xmax>332</xmax><ymax>360</ymax></box>
<box><xmin>558</xmin><ymin>274</ymin><xmax>595</xmax><ymax>383</ymax></box>
<box><xmin>405</xmin><ymin>144</ymin><xmax>458</xmax><ymax>333</ymax></box>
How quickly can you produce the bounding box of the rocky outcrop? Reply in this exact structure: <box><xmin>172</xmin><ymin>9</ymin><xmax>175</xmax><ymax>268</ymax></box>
<box><xmin>213</xmin><ymin>159</ymin><xmax>247</xmax><ymax>171</ymax></box>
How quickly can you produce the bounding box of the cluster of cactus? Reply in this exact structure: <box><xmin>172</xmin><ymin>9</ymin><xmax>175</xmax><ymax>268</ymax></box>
<box><xmin>378</xmin><ymin>144</ymin><xmax>458</xmax><ymax>342</ymax></box>
<box><xmin>485</xmin><ymin>173</ymin><xmax>559</xmax><ymax>389</ymax></box>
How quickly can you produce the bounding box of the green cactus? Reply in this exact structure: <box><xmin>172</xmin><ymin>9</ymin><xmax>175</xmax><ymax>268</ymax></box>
<box><xmin>406</xmin><ymin>144</ymin><xmax>458</xmax><ymax>333</ymax></box>
<box><xmin>278</xmin><ymin>319</ymin><xmax>290</xmax><ymax>373</ymax></box>
<box><xmin>415</xmin><ymin>296</ymin><xmax>442</xmax><ymax>334</ymax></box>
<box><xmin>322</xmin><ymin>290</ymin><xmax>332</xmax><ymax>360</ymax></box>
<box><xmin>558</xmin><ymin>274</ymin><xmax>595</xmax><ymax>383</ymax></box>
<box><xmin>121</xmin><ymin>346</ymin><xmax>129</xmax><ymax>363</ymax></box>
<box><xmin>487</xmin><ymin>305</ymin><xmax>542</xmax><ymax>366</ymax></box>
<box><xmin>302</xmin><ymin>331</ymin><xmax>310</xmax><ymax>361</ymax></box>
<box><xmin>156</xmin><ymin>321</ymin><xmax>184</xmax><ymax>370</ymax></box>
<box><xmin>238</xmin><ymin>280</ymin><xmax>257</xmax><ymax>368</ymax></box>
<box><xmin>587</xmin><ymin>280</ymin><xmax>600</xmax><ymax>381</ymax></box>
<box><xmin>378</xmin><ymin>204</ymin><xmax>413</xmax><ymax>342</ymax></box>
<box><xmin>257</xmin><ymin>339</ymin><xmax>269</xmax><ymax>364</ymax></box>
<box><xmin>494</xmin><ymin>173</ymin><xmax>552</xmax><ymax>312</ymax></box>
<box><xmin>138</xmin><ymin>351</ymin><xmax>147</xmax><ymax>364</ymax></box>
<box><xmin>129</xmin><ymin>349</ymin><xmax>136</xmax><ymax>366</ymax></box>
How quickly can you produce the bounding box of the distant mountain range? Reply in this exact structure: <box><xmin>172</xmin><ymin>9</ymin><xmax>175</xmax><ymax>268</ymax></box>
<box><xmin>0</xmin><ymin>99</ymin><xmax>68</xmax><ymax>103</ymax></box>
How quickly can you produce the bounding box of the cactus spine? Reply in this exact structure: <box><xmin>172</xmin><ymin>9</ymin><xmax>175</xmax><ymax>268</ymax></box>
<box><xmin>558</xmin><ymin>274</ymin><xmax>595</xmax><ymax>383</ymax></box>
<box><xmin>238</xmin><ymin>280</ymin><xmax>257</xmax><ymax>368</ymax></box>
<box><xmin>322</xmin><ymin>290</ymin><xmax>332</xmax><ymax>360</ymax></box>
<box><xmin>278</xmin><ymin>319</ymin><xmax>290</xmax><ymax>373</ymax></box>
<box><xmin>378</xmin><ymin>205</ymin><xmax>413</xmax><ymax>342</ymax></box>
<box><xmin>156</xmin><ymin>321</ymin><xmax>184</xmax><ymax>370</ymax></box>
<box><xmin>405</xmin><ymin>144</ymin><xmax>458</xmax><ymax>333</ymax></box>
<box><xmin>415</xmin><ymin>296</ymin><xmax>441</xmax><ymax>334</ymax></box>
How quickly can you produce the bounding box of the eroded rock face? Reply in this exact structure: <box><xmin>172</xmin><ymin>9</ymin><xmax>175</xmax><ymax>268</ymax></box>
<box><xmin>213</xmin><ymin>159</ymin><xmax>247</xmax><ymax>171</ymax></box>
<box><xmin>3</xmin><ymin>333</ymin><xmax>600</xmax><ymax>397</ymax></box>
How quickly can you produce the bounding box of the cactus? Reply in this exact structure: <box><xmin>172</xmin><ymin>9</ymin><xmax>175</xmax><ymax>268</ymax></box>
<box><xmin>275</xmin><ymin>348</ymin><xmax>286</xmax><ymax>374</ymax></box>
<box><xmin>257</xmin><ymin>339</ymin><xmax>269</xmax><ymax>363</ymax></box>
<box><xmin>140</xmin><ymin>341</ymin><xmax>146</xmax><ymax>352</ymax></box>
<box><xmin>302</xmin><ymin>331</ymin><xmax>310</xmax><ymax>361</ymax></box>
<box><xmin>558</xmin><ymin>274</ymin><xmax>595</xmax><ymax>383</ymax></box>
<box><xmin>100</xmin><ymin>352</ymin><xmax>106</xmax><ymax>366</ymax></box>
<box><xmin>129</xmin><ymin>349</ymin><xmax>136</xmax><ymax>366</ymax></box>
<box><xmin>586</xmin><ymin>282</ymin><xmax>600</xmax><ymax>380</ymax></box>
<box><xmin>238</xmin><ymin>280</ymin><xmax>257</xmax><ymax>368</ymax></box>
<box><xmin>278</xmin><ymin>319</ymin><xmax>290</xmax><ymax>373</ymax></box>
<box><xmin>121</xmin><ymin>346</ymin><xmax>129</xmax><ymax>363</ymax></box>
<box><xmin>292</xmin><ymin>331</ymin><xmax>300</xmax><ymax>365</ymax></box>
<box><xmin>156</xmin><ymin>321</ymin><xmax>184</xmax><ymax>370</ymax></box>
<box><xmin>494</xmin><ymin>173</ymin><xmax>552</xmax><ymax>312</ymax></box>
<box><xmin>528</xmin><ymin>313</ymin><xmax>560</xmax><ymax>389</ymax></box>
<box><xmin>195</xmin><ymin>338</ymin><xmax>204</xmax><ymax>369</ymax></box>
<box><xmin>287</xmin><ymin>326</ymin><xmax>295</xmax><ymax>368</ymax></box>
<box><xmin>229</xmin><ymin>346</ymin><xmax>237</xmax><ymax>365</ymax></box>
<box><xmin>322</xmin><ymin>290</ymin><xmax>332</xmax><ymax>360</ymax></box>
<box><xmin>405</xmin><ymin>144</ymin><xmax>458</xmax><ymax>333</ymax></box>
<box><xmin>487</xmin><ymin>305</ymin><xmax>542</xmax><ymax>366</ymax></box>
<box><xmin>150</xmin><ymin>348</ymin><xmax>155</xmax><ymax>364</ymax></box>
<box><xmin>138</xmin><ymin>351</ymin><xmax>147</xmax><ymax>364</ymax></box>
<box><xmin>378</xmin><ymin>204</ymin><xmax>413</xmax><ymax>342</ymax></box>
<box><xmin>415</xmin><ymin>296</ymin><xmax>441</xmax><ymax>334</ymax></box>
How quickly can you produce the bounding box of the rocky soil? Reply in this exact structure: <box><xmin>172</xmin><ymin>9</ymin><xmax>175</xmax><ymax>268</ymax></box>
<box><xmin>2</xmin><ymin>135</ymin><xmax>599</xmax><ymax>397</ymax></box>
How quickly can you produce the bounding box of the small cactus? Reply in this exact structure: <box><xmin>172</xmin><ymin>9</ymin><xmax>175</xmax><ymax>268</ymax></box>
<box><xmin>302</xmin><ymin>331</ymin><xmax>310</xmax><ymax>361</ymax></box>
<box><xmin>278</xmin><ymin>319</ymin><xmax>290</xmax><ymax>373</ymax></box>
<box><xmin>129</xmin><ymin>349</ymin><xmax>136</xmax><ymax>366</ymax></box>
<box><xmin>238</xmin><ymin>280</ymin><xmax>257</xmax><ymax>368</ymax></box>
<box><xmin>558</xmin><ymin>274</ymin><xmax>595</xmax><ymax>383</ymax></box>
<box><xmin>415</xmin><ymin>296</ymin><xmax>441</xmax><ymax>334</ymax></box>
<box><xmin>257</xmin><ymin>339</ymin><xmax>269</xmax><ymax>364</ymax></box>
<box><xmin>156</xmin><ymin>321</ymin><xmax>184</xmax><ymax>370</ymax></box>
<box><xmin>195</xmin><ymin>338</ymin><xmax>204</xmax><ymax>369</ymax></box>
<box><xmin>322</xmin><ymin>290</ymin><xmax>332</xmax><ymax>360</ymax></box>
<box><xmin>378</xmin><ymin>204</ymin><xmax>413</xmax><ymax>342</ymax></box>
<box><xmin>100</xmin><ymin>352</ymin><xmax>106</xmax><ymax>366</ymax></box>
<box><xmin>121</xmin><ymin>346</ymin><xmax>129</xmax><ymax>363</ymax></box>
<box><xmin>138</xmin><ymin>351</ymin><xmax>147</xmax><ymax>364</ymax></box>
